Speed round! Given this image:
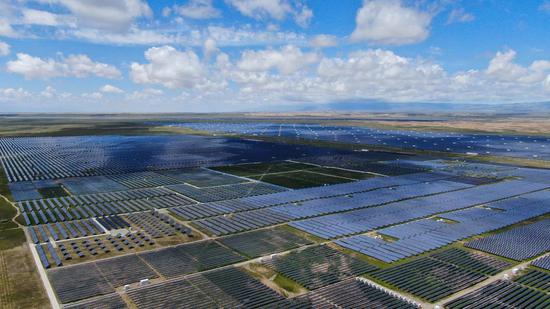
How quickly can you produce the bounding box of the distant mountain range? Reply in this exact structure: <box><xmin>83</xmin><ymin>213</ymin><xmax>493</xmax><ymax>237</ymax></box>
<box><xmin>267</xmin><ymin>101</ymin><xmax>550</xmax><ymax>114</ymax></box>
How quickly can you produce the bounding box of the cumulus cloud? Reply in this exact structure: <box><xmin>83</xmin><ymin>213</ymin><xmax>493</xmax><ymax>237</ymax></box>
<box><xmin>447</xmin><ymin>8</ymin><xmax>475</xmax><ymax>24</ymax></box>
<box><xmin>130</xmin><ymin>46</ymin><xmax>205</xmax><ymax>88</ymax></box>
<box><xmin>0</xmin><ymin>40</ymin><xmax>10</xmax><ymax>56</ymax></box>
<box><xmin>486</xmin><ymin>50</ymin><xmax>550</xmax><ymax>84</ymax></box>
<box><xmin>124</xmin><ymin>45</ymin><xmax>550</xmax><ymax>105</ymax></box>
<box><xmin>6</xmin><ymin>53</ymin><xmax>121</xmax><ymax>79</ymax></box>
<box><xmin>225</xmin><ymin>0</ymin><xmax>313</xmax><ymax>26</ymax></box>
<box><xmin>47</xmin><ymin>0</ymin><xmax>152</xmax><ymax>32</ymax></box>
<box><xmin>351</xmin><ymin>0</ymin><xmax>432</xmax><ymax>45</ymax></box>
<box><xmin>173</xmin><ymin>0</ymin><xmax>221</xmax><ymax>19</ymax></box>
<box><xmin>203</xmin><ymin>38</ymin><xmax>219</xmax><ymax>59</ymax></box>
<box><xmin>231</xmin><ymin>48</ymin><xmax>550</xmax><ymax>104</ymax></box>
<box><xmin>310</xmin><ymin>34</ymin><xmax>338</xmax><ymax>48</ymax></box>
<box><xmin>236</xmin><ymin>45</ymin><xmax>319</xmax><ymax>74</ymax></box>
<box><xmin>40</xmin><ymin>86</ymin><xmax>56</xmax><ymax>98</ymax></box>
<box><xmin>0</xmin><ymin>87</ymin><xmax>30</xmax><ymax>100</ymax></box>
<box><xmin>100</xmin><ymin>84</ymin><xmax>124</xmax><ymax>93</ymax></box>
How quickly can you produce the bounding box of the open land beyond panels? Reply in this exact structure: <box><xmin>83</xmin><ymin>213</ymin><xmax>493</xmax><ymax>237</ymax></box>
<box><xmin>0</xmin><ymin>114</ymin><xmax>548</xmax><ymax>309</ymax></box>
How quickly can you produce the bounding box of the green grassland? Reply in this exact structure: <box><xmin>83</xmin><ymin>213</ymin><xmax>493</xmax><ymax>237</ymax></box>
<box><xmin>211</xmin><ymin>161</ymin><xmax>376</xmax><ymax>189</ymax></box>
<box><xmin>0</xmin><ymin>163</ymin><xmax>49</xmax><ymax>308</ymax></box>
<box><xmin>211</xmin><ymin>161</ymin><xmax>316</xmax><ymax>177</ymax></box>
<box><xmin>37</xmin><ymin>186</ymin><xmax>69</xmax><ymax>199</ymax></box>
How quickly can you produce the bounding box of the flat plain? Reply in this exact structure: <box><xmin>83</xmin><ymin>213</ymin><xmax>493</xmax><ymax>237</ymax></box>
<box><xmin>0</xmin><ymin>113</ymin><xmax>549</xmax><ymax>309</ymax></box>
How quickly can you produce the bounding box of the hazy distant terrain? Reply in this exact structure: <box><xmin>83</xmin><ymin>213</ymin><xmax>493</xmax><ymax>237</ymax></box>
<box><xmin>1</xmin><ymin>112</ymin><xmax>549</xmax><ymax>137</ymax></box>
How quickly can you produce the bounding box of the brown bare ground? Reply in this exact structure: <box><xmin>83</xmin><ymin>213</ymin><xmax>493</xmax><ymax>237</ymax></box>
<box><xmin>0</xmin><ymin>245</ymin><xmax>49</xmax><ymax>309</ymax></box>
<box><xmin>358</xmin><ymin>119</ymin><xmax>550</xmax><ymax>135</ymax></box>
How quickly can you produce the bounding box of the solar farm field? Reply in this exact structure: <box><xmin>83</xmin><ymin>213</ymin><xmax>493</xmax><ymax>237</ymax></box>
<box><xmin>0</xmin><ymin>127</ymin><xmax>549</xmax><ymax>309</ymax></box>
<box><xmin>158</xmin><ymin>121</ymin><xmax>550</xmax><ymax>160</ymax></box>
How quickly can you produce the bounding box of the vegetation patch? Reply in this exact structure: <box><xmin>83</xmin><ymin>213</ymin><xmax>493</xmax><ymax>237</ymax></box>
<box><xmin>243</xmin><ymin>263</ymin><xmax>308</xmax><ymax>297</ymax></box>
<box><xmin>37</xmin><ymin>186</ymin><xmax>69</xmax><ymax>199</ymax></box>
<box><xmin>0</xmin><ymin>228</ymin><xmax>26</xmax><ymax>250</ymax></box>
<box><xmin>211</xmin><ymin>161</ymin><xmax>316</xmax><ymax>177</ymax></box>
<box><xmin>249</xmin><ymin>170</ymin><xmax>355</xmax><ymax>189</ymax></box>
<box><xmin>0</xmin><ymin>197</ymin><xmax>17</xmax><ymax>230</ymax></box>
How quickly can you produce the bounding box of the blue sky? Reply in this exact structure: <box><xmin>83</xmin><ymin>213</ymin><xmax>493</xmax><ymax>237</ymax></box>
<box><xmin>0</xmin><ymin>0</ymin><xmax>549</xmax><ymax>112</ymax></box>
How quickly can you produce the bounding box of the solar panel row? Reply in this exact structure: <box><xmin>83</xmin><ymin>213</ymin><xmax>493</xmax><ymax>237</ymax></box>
<box><xmin>169</xmin><ymin>171</ymin><xmax>451</xmax><ymax>220</ymax></box>
<box><xmin>291</xmin><ymin>180</ymin><xmax>549</xmax><ymax>239</ymax></box>
<box><xmin>466</xmin><ymin>218</ymin><xmax>550</xmax><ymax>260</ymax></box>
<box><xmin>445</xmin><ymin>280</ymin><xmax>550</xmax><ymax>308</ymax></box>
<box><xmin>337</xmin><ymin>191</ymin><xmax>550</xmax><ymax>262</ymax></box>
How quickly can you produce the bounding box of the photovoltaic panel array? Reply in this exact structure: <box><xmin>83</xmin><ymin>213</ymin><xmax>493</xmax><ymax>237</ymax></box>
<box><xmin>0</xmin><ymin>134</ymin><xmax>353</xmax><ymax>182</ymax></box>
<box><xmin>445</xmin><ymin>280</ymin><xmax>550</xmax><ymax>308</ymax></box>
<box><xmin>189</xmin><ymin>178</ymin><xmax>472</xmax><ymax>236</ymax></box>
<box><xmin>126</xmin><ymin>267</ymin><xmax>284</xmax><ymax>309</ymax></box>
<box><xmin>291</xmin><ymin>180</ymin><xmax>549</xmax><ymax>240</ymax></box>
<box><xmin>218</xmin><ymin>226</ymin><xmax>312</xmax><ymax>258</ymax></box>
<box><xmin>370</xmin><ymin>256</ymin><xmax>486</xmax><ymax>302</ymax></box>
<box><xmin>264</xmin><ymin>245</ymin><xmax>378</xmax><ymax>290</ymax></box>
<box><xmin>337</xmin><ymin>190</ymin><xmax>550</xmax><ymax>262</ymax></box>
<box><xmin>159</xmin><ymin>121</ymin><xmax>550</xmax><ymax>160</ymax></box>
<box><xmin>532</xmin><ymin>255</ymin><xmax>550</xmax><ymax>271</ymax></box>
<box><xmin>48</xmin><ymin>254</ymin><xmax>157</xmax><ymax>303</ymax></box>
<box><xmin>19</xmin><ymin>187</ymin><xmax>195</xmax><ymax>225</ymax></box>
<box><xmin>169</xmin><ymin>172</ymin><xmax>453</xmax><ymax>221</ymax></box>
<box><xmin>466</xmin><ymin>218</ymin><xmax>550</xmax><ymax>260</ymax></box>
<box><xmin>269</xmin><ymin>278</ymin><xmax>421</xmax><ymax>309</ymax></box>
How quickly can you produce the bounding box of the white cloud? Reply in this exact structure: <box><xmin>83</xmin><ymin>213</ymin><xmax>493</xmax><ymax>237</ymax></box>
<box><xmin>71</xmin><ymin>27</ymin><xmax>176</xmax><ymax>45</ymax></box>
<box><xmin>125</xmin><ymin>45</ymin><xmax>550</xmax><ymax>106</ymax></box>
<box><xmin>205</xmin><ymin>25</ymin><xmax>306</xmax><ymax>46</ymax></box>
<box><xmin>0</xmin><ymin>18</ymin><xmax>17</xmax><ymax>37</ymax></box>
<box><xmin>69</xmin><ymin>25</ymin><xmax>306</xmax><ymax>47</ymax></box>
<box><xmin>544</xmin><ymin>75</ymin><xmax>550</xmax><ymax>91</ymax></box>
<box><xmin>351</xmin><ymin>0</ymin><xmax>432</xmax><ymax>45</ymax></box>
<box><xmin>0</xmin><ymin>40</ymin><xmax>10</xmax><ymax>56</ymax></box>
<box><xmin>82</xmin><ymin>91</ymin><xmax>103</xmax><ymax>99</ymax></box>
<box><xmin>310</xmin><ymin>34</ymin><xmax>338</xmax><ymax>48</ymax></box>
<box><xmin>21</xmin><ymin>9</ymin><xmax>73</xmax><ymax>27</ymax></box>
<box><xmin>127</xmin><ymin>88</ymin><xmax>164</xmax><ymax>100</ymax></box>
<box><xmin>225</xmin><ymin>47</ymin><xmax>550</xmax><ymax>105</ymax></box>
<box><xmin>486</xmin><ymin>50</ymin><xmax>550</xmax><ymax>84</ymax></box>
<box><xmin>226</xmin><ymin>0</ymin><xmax>291</xmax><ymax>20</ymax></box>
<box><xmin>447</xmin><ymin>8</ymin><xmax>475</xmax><ymax>24</ymax></box>
<box><xmin>174</xmin><ymin>0</ymin><xmax>221</xmax><ymax>19</ymax></box>
<box><xmin>47</xmin><ymin>0</ymin><xmax>152</xmax><ymax>32</ymax></box>
<box><xmin>130</xmin><ymin>46</ymin><xmax>205</xmax><ymax>88</ymax></box>
<box><xmin>294</xmin><ymin>5</ymin><xmax>313</xmax><ymax>28</ymax></box>
<box><xmin>486</xmin><ymin>50</ymin><xmax>527</xmax><ymax>81</ymax></box>
<box><xmin>225</xmin><ymin>0</ymin><xmax>312</xmax><ymax>26</ymax></box>
<box><xmin>64</xmin><ymin>54</ymin><xmax>121</xmax><ymax>78</ymax></box>
<box><xmin>6</xmin><ymin>53</ymin><xmax>58</xmax><ymax>79</ymax></box>
<box><xmin>6</xmin><ymin>53</ymin><xmax>121</xmax><ymax>79</ymax></box>
<box><xmin>203</xmin><ymin>38</ymin><xmax>219</xmax><ymax>59</ymax></box>
<box><xmin>236</xmin><ymin>45</ymin><xmax>319</xmax><ymax>74</ymax></box>
<box><xmin>40</xmin><ymin>86</ymin><xmax>56</xmax><ymax>98</ymax></box>
<box><xmin>100</xmin><ymin>84</ymin><xmax>124</xmax><ymax>93</ymax></box>
<box><xmin>0</xmin><ymin>87</ymin><xmax>30</xmax><ymax>100</ymax></box>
